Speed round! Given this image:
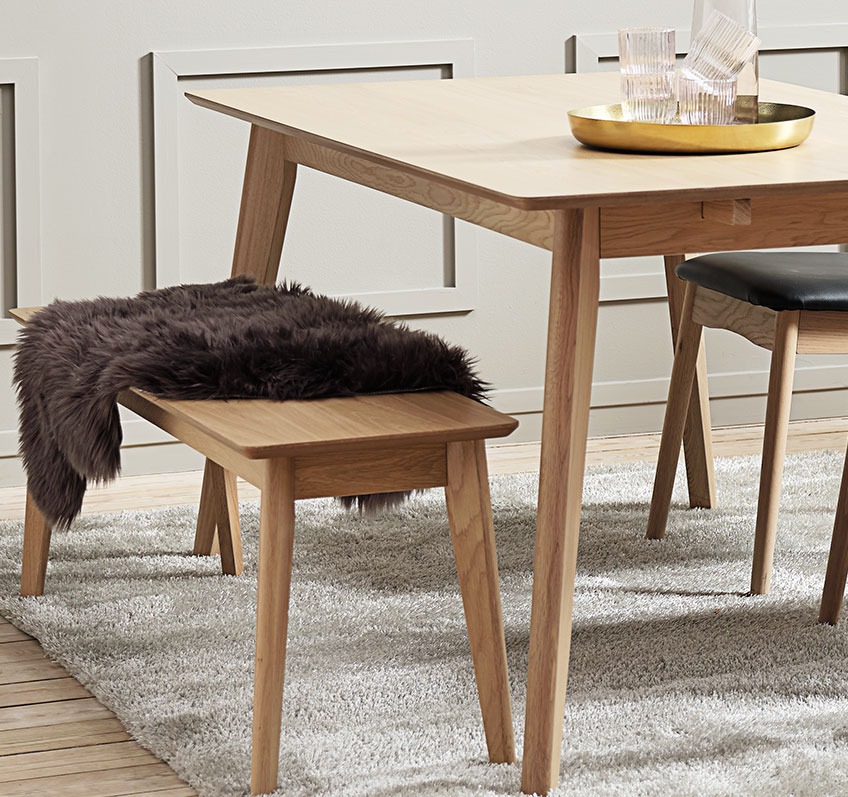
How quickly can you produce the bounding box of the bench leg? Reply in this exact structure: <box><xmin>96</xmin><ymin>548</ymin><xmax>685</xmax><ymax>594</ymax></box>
<box><xmin>648</xmin><ymin>283</ymin><xmax>704</xmax><ymax>540</ymax></box>
<box><xmin>445</xmin><ymin>439</ymin><xmax>515</xmax><ymax>764</ymax></box>
<box><xmin>820</xmin><ymin>441</ymin><xmax>848</xmax><ymax>624</ymax></box>
<box><xmin>21</xmin><ymin>490</ymin><xmax>52</xmax><ymax>596</ymax></box>
<box><xmin>251</xmin><ymin>458</ymin><xmax>296</xmax><ymax>796</ymax></box>
<box><xmin>750</xmin><ymin>311</ymin><xmax>799</xmax><ymax>595</ymax></box>
<box><xmin>194</xmin><ymin>459</ymin><xmax>243</xmax><ymax>576</ymax></box>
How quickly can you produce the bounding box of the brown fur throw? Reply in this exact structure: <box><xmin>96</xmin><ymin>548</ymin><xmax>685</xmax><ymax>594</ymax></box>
<box><xmin>14</xmin><ymin>276</ymin><xmax>486</xmax><ymax>527</ymax></box>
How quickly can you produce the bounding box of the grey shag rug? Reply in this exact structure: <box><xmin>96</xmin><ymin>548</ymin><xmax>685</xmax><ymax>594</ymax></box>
<box><xmin>3</xmin><ymin>451</ymin><xmax>848</xmax><ymax>796</ymax></box>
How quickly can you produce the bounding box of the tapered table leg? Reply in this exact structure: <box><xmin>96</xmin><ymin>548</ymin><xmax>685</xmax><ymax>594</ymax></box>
<box><xmin>664</xmin><ymin>254</ymin><xmax>716</xmax><ymax>508</ymax></box>
<box><xmin>231</xmin><ymin>124</ymin><xmax>297</xmax><ymax>287</ymax></box>
<box><xmin>521</xmin><ymin>208</ymin><xmax>601</xmax><ymax>795</ymax></box>
<box><xmin>202</xmin><ymin>124</ymin><xmax>299</xmax><ymax>550</ymax></box>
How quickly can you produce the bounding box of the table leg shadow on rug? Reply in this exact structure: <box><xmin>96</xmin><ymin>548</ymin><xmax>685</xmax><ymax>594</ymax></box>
<box><xmin>2</xmin><ymin>451</ymin><xmax>848</xmax><ymax>797</ymax></box>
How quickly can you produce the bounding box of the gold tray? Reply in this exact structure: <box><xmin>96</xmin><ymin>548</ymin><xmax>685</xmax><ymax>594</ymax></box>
<box><xmin>567</xmin><ymin>102</ymin><xmax>815</xmax><ymax>154</ymax></box>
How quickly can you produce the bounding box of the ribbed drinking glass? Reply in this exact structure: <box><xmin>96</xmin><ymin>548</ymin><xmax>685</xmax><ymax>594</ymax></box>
<box><xmin>618</xmin><ymin>27</ymin><xmax>676</xmax><ymax>123</ymax></box>
<box><xmin>677</xmin><ymin>68</ymin><xmax>737</xmax><ymax>125</ymax></box>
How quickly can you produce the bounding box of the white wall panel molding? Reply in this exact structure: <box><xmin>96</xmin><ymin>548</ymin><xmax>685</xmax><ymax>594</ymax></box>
<box><xmin>0</xmin><ymin>417</ymin><xmax>176</xmax><ymax>459</ymax></box>
<box><xmin>152</xmin><ymin>40</ymin><xmax>477</xmax><ymax>317</ymax></box>
<box><xmin>491</xmin><ymin>363</ymin><xmax>848</xmax><ymax>416</ymax></box>
<box><xmin>568</xmin><ymin>24</ymin><xmax>848</xmax><ymax>74</ymax></box>
<box><xmin>0</xmin><ymin>57</ymin><xmax>41</xmax><ymax>347</ymax></box>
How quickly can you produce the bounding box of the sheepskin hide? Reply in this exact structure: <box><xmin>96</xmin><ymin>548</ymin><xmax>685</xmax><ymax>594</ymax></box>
<box><xmin>14</xmin><ymin>277</ymin><xmax>486</xmax><ymax>527</ymax></box>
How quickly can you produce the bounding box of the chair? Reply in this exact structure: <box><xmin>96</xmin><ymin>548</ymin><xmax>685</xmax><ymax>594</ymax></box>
<box><xmin>647</xmin><ymin>252</ymin><xmax>848</xmax><ymax>608</ymax></box>
<box><xmin>15</xmin><ymin>298</ymin><xmax>518</xmax><ymax>794</ymax></box>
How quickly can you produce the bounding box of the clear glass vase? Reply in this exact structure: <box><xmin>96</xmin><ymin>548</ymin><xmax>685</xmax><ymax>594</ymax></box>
<box><xmin>690</xmin><ymin>0</ymin><xmax>758</xmax><ymax>122</ymax></box>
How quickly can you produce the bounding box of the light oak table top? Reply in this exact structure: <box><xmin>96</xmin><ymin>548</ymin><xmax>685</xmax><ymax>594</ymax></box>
<box><xmin>187</xmin><ymin>72</ymin><xmax>848</xmax><ymax>209</ymax></box>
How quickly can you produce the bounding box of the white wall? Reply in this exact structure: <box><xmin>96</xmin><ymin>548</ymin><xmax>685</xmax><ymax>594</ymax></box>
<box><xmin>0</xmin><ymin>1</ymin><xmax>847</xmax><ymax>485</ymax></box>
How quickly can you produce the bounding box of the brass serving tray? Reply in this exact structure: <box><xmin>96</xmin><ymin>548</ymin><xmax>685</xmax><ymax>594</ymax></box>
<box><xmin>567</xmin><ymin>102</ymin><xmax>815</xmax><ymax>154</ymax></box>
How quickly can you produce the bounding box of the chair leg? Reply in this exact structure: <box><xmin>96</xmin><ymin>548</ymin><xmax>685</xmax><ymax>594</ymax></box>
<box><xmin>820</xmin><ymin>441</ymin><xmax>848</xmax><ymax>624</ymax></box>
<box><xmin>21</xmin><ymin>490</ymin><xmax>52</xmax><ymax>597</ymax></box>
<box><xmin>647</xmin><ymin>283</ymin><xmax>704</xmax><ymax>540</ymax></box>
<box><xmin>251</xmin><ymin>458</ymin><xmax>296</xmax><ymax>797</ymax></box>
<box><xmin>750</xmin><ymin>311</ymin><xmax>799</xmax><ymax>595</ymax></box>
<box><xmin>194</xmin><ymin>459</ymin><xmax>243</xmax><ymax>576</ymax></box>
<box><xmin>664</xmin><ymin>255</ymin><xmax>716</xmax><ymax>509</ymax></box>
<box><xmin>444</xmin><ymin>440</ymin><xmax>515</xmax><ymax>765</ymax></box>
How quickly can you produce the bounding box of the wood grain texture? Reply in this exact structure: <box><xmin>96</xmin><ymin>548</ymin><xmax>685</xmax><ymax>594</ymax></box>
<box><xmin>0</xmin><ymin>621</ymin><xmax>31</xmax><ymax>643</ymax></box>
<box><xmin>797</xmin><ymin>311</ymin><xmax>848</xmax><ymax>353</ymax></box>
<box><xmin>192</xmin><ymin>458</ymin><xmax>219</xmax><ymax>557</ymax></box>
<box><xmin>601</xmin><ymin>193</ymin><xmax>848</xmax><ymax>258</ymax></box>
<box><xmin>118</xmin><ymin>390</ymin><xmax>266</xmax><ymax>490</ymax></box>
<box><xmin>692</xmin><ymin>287</ymin><xmax>777</xmax><ymax>349</ymax></box>
<box><xmin>0</xmin><ymin>657</ymin><xmax>71</xmax><ymax>686</ymax></box>
<box><xmin>21</xmin><ymin>490</ymin><xmax>51</xmax><ymax>597</ymax></box>
<box><xmin>192</xmin><ymin>460</ymin><xmax>243</xmax><ymax>576</ymax></box>
<box><xmin>647</xmin><ymin>284</ymin><xmax>705</xmax><ymax>541</ymax></box>
<box><xmin>123</xmin><ymin>390</ymin><xmax>516</xmax><ymax>460</ymax></box>
<box><xmin>521</xmin><ymin>208</ymin><xmax>600</xmax><ymax>794</ymax></box>
<box><xmin>0</xmin><ymin>698</ymin><xmax>113</xmax><ymax>732</ymax></box>
<box><xmin>701</xmin><ymin>198</ymin><xmax>752</xmax><ymax>226</ymax></box>
<box><xmin>444</xmin><ymin>440</ymin><xmax>514</xmax><ymax>765</ymax></box>
<box><xmin>0</xmin><ymin>616</ymin><xmax>194</xmax><ymax>795</ymax></box>
<box><xmin>251</xmin><ymin>458</ymin><xmax>296</xmax><ymax>797</ymax></box>
<box><xmin>8</xmin><ymin>307</ymin><xmax>40</xmax><ymax>324</ymax></box>
<box><xmin>664</xmin><ymin>256</ymin><xmax>715</xmax><ymax>509</ymax></box>
<box><xmin>0</xmin><ymin>763</ymin><xmax>188</xmax><ymax>796</ymax></box>
<box><xmin>0</xmin><ymin>718</ymin><xmax>131</xmax><ymax>756</ymax></box>
<box><xmin>285</xmin><ymin>137</ymin><xmax>555</xmax><ymax>249</ymax></box>
<box><xmin>293</xmin><ymin>444</ymin><xmax>447</xmax><ymax>498</ymax></box>
<box><xmin>0</xmin><ymin>678</ymin><xmax>90</xmax><ymax>708</ymax></box>
<box><xmin>0</xmin><ymin>640</ymin><xmax>52</xmax><ymax>665</ymax></box>
<box><xmin>0</xmin><ymin>741</ymin><xmax>158</xmax><ymax>781</ymax></box>
<box><xmin>231</xmin><ymin>124</ymin><xmax>296</xmax><ymax>286</ymax></box>
<box><xmin>750</xmin><ymin>312</ymin><xmax>800</xmax><ymax>595</ymax></box>
<box><xmin>215</xmin><ymin>466</ymin><xmax>243</xmax><ymax>576</ymax></box>
<box><xmin>820</xmin><ymin>440</ymin><xmax>848</xmax><ymax>624</ymax></box>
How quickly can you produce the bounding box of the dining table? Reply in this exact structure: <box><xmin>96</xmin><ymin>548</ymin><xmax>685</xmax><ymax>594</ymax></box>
<box><xmin>186</xmin><ymin>70</ymin><xmax>848</xmax><ymax>794</ymax></box>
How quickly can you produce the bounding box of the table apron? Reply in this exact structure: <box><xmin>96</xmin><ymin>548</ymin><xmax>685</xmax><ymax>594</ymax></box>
<box><xmin>284</xmin><ymin>136</ymin><xmax>556</xmax><ymax>249</ymax></box>
<box><xmin>284</xmin><ymin>135</ymin><xmax>848</xmax><ymax>259</ymax></box>
<box><xmin>600</xmin><ymin>194</ymin><xmax>848</xmax><ymax>257</ymax></box>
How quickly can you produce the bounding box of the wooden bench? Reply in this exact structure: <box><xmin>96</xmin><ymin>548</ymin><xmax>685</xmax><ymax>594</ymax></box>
<box><xmin>12</xmin><ymin>306</ymin><xmax>518</xmax><ymax>795</ymax></box>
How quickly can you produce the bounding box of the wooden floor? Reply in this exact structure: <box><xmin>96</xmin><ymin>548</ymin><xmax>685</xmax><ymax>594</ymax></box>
<box><xmin>0</xmin><ymin>615</ymin><xmax>195</xmax><ymax>795</ymax></box>
<box><xmin>1</xmin><ymin>417</ymin><xmax>846</xmax><ymax>795</ymax></box>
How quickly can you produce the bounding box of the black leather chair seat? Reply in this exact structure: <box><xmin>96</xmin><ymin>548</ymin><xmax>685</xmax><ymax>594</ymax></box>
<box><xmin>676</xmin><ymin>252</ymin><xmax>848</xmax><ymax>311</ymax></box>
